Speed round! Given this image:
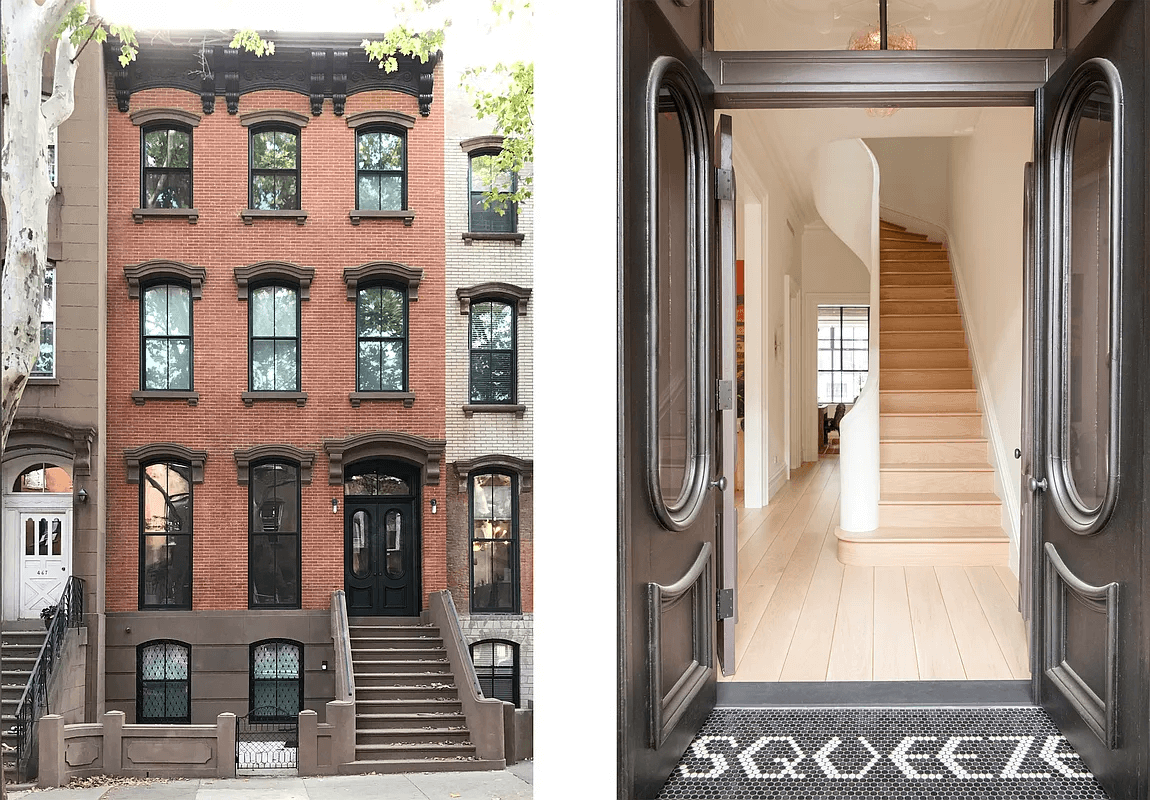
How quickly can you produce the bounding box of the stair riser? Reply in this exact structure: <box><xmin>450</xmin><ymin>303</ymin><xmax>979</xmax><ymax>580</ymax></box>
<box><xmin>879</xmin><ymin>504</ymin><xmax>1003</xmax><ymax>528</ymax></box>
<box><xmin>837</xmin><ymin>540</ymin><xmax>1010</xmax><ymax>567</ymax></box>
<box><xmin>352</xmin><ymin>651</ymin><xmax>448</xmax><ymax>662</ymax></box>
<box><xmin>881</xmin><ymin>441</ymin><xmax>989</xmax><ymax>464</ymax></box>
<box><xmin>881</xmin><ymin>251</ymin><xmax>949</xmax><ymax>261</ymax></box>
<box><xmin>880</xmin><ymin>392</ymin><xmax>978</xmax><ymax>413</ymax></box>
<box><xmin>355</xmin><ymin>716</ymin><xmax>467</xmax><ymax>730</ymax></box>
<box><xmin>357</xmin><ymin>702</ymin><xmax>463</xmax><ymax>714</ymax></box>
<box><xmin>880</xmin><ymin>232</ymin><xmax>931</xmax><ymax>242</ymax></box>
<box><xmin>355</xmin><ymin>673</ymin><xmax>452</xmax><ymax>686</ymax></box>
<box><xmin>356</xmin><ymin>688</ymin><xmax>460</xmax><ymax>701</ymax></box>
<box><xmin>338</xmin><ymin>759</ymin><xmax>503</xmax><ymax>775</ymax></box>
<box><xmin>882</xmin><ymin>331</ymin><xmax>966</xmax><ymax>349</ymax></box>
<box><xmin>348</xmin><ymin>628</ymin><xmax>440</xmax><ymax>639</ymax></box>
<box><xmin>881</xmin><ymin>371</ymin><xmax>974</xmax><ymax>390</ymax></box>
<box><xmin>880</xmin><ymin>286</ymin><xmax>957</xmax><ymax>301</ymax></box>
<box><xmin>356</xmin><ymin>731</ymin><xmax>471</xmax><ymax>745</ymax></box>
<box><xmin>881</xmin><ymin>273</ymin><xmax>955</xmax><ymax>287</ymax></box>
<box><xmin>882</xmin><ymin>349</ymin><xmax>969</xmax><ymax>369</ymax></box>
<box><xmin>880</xmin><ymin>470</ymin><xmax>995</xmax><ymax>494</ymax></box>
<box><xmin>882</xmin><ymin>300</ymin><xmax>959</xmax><ymax>316</ymax></box>
<box><xmin>355</xmin><ymin>746</ymin><xmax>477</xmax><ymax>761</ymax></box>
<box><xmin>880</xmin><ymin>415</ymin><xmax>983</xmax><ymax>437</ymax></box>
<box><xmin>351</xmin><ymin>640</ymin><xmax>444</xmax><ymax>650</ymax></box>
<box><xmin>881</xmin><ymin>315</ymin><xmax>963</xmax><ymax>332</ymax></box>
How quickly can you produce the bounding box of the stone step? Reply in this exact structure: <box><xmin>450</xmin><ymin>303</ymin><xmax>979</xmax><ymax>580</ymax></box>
<box><xmin>351</xmin><ymin>637</ymin><xmax>444</xmax><ymax>650</ymax></box>
<box><xmin>354</xmin><ymin>713</ymin><xmax>468</xmax><ymax>730</ymax></box>
<box><xmin>337</xmin><ymin>758</ymin><xmax>504</xmax><ymax>775</ymax></box>
<box><xmin>356</xmin><ymin>685</ymin><xmax>460</xmax><ymax>701</ymax></box>
<box><xmin>348</xmin><ymin>626</ymin><xmax>439</xmax><ymax>639</ymax></box>
<box><xmin>355</xmin><ymin>671</ymin><xmax>454</xmax><ymax>686</ymax></box>
<box><xmin>356</xmin><ymin>699</ymin><xmax>463</xmax><ymax>714</ymax></box>
<box><xmin>351</xmin><ymin>659</ymin><xmax>451</xmax><ymax>672</ymax></box>
<box><xmin>355</xmin><ymin>728</ymin><xmax>471</xmax><ymax>745</ymax></box>
<box><xmin>352</xmin><ymin>648</ymin><xmax>448</xmax><ymax>662</ymax></box>
<box><xmin>354</xmin><ymin>743</ymin><xmax>477</xmax><ymax>761</ymax></box>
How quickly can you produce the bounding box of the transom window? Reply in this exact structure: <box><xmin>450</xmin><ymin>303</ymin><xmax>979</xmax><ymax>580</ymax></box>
<box><xmin>250</xmin><ymin>285</ymin><xmax>300</xmax><ymax>392</ymax></box>
<box><xmin>356</xmin><ymin>284</ymin><xmax>407</xmax><ymax>392</ymax></box>
<box><xmin>142</xmin><ymin>284</ymin><xmax>192</xmax><ymax>391</ymax></box>
<box><xmin>249</xmin><ymin>461</ymin><xmax>301</xmax><ymax>608</ymax></box>
<box><xmin>470</xmin><ymin>472</ymin><xmax>518</xmax><ymax>613</ymax></box>
<box><xmin>250</xmin><ymin>126</ymin><xmax>300</xmax><ymax>210</ymax></box>
<box><xmin>139</xmin><ymin>461</ymin><xmax>192</xmax><ymax>609</ymax></box>
<box><xmin>817</xmin><ymin>305</ymin><xmax>870</xmax><ymax>404</ymax></box>
<box><xmin>32</xmin><ymin>264</ymin><xmax>55</xmax><ymax>378</ymax></box>
<box><xmin>356</xmin><ymin>128</ymin><xmax>405</xmax><ymax>210</ymax></box>
<box><xmin>469</xmin><ymin>300</ymin><xmax>515</xmax><ymax>403</ymax></box>
<box><xmin>469</xmin><ymin>152</ymin><xmax>517</xmax><ymax>233</ymax></box>
<box><xmin>137</xmin><ymin>640</ymin><xmax>190</xmax><ymax>723</ymax></box>
<box><xmin>470</xmin><ymin>639</ymin><xmax>519</xmax><ymax>706</ymax></box>
<box><xmin>12</xmin><ymin>463</ymin><xmax>72</xmax><ymax>493</ymax></box>
<box><xmin>141</xmin><ymin>124</ymin><xmax>192</xmax><ymax>209</ymax></box>
<box><xmin>344</xmin><ymin>461</ymin><xmax>413</xmax><ymax>496</ymax></box>
<box><xmin>250</xmin><ymin>639</ymin><xmax>302</xmax><ymax>721</ymax></box>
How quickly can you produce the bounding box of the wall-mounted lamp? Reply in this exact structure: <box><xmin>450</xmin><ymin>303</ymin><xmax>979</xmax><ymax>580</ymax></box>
<box><xmin>430</xmin><ymin>498</ymin><xmax>438</xmax><ymax>514</ymax></box>
<box><xmin>332</xmin><ymin>498</ymin><xmax>339</xmax><ymax>514</ymax></box>
<box><xmin>76</xmin><ymin>487</ymin><xmax>88</xmax><ymax>504</ymax></box>
<box><xmin>321</xmin><ymin>660</ymin><xmax>329</xmax><ymax>671</ymax></box>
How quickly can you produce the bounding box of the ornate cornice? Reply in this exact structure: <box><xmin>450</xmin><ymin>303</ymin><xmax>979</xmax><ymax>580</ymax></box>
<box><xmin>234</xmin><ymin>444</ymin><xmax>316</xmax><ymax>485</ymax></box>
<box><xmin>453</xmin><ymin>454</ymin><xmax>533</xmax><ymax>494</ymax></box>
<box><xmin>457</xmin><ymin>282</ymin><xmax>532</xmax><ymax>316</ymax></box>
<box><xmin>343</xmin><ymin>262</ymin><xmax>423</xmax><ymax>301</ymax></box>
<box><xmin>4</xmin><ymin>418</ymin><xmax>96</xmax><ymax>476</ymax></box>
<box><xmin>239</xmin><ymin>109</ymin><xmax>310</xmax><ymax>128</ymax></box>
<box><xmin>459</xmin><ymin>135</ymin><xmax>505</xmax><ymax>154</ymax></box>
<box><xmin>124</xmin><ymin>443</ymin><xmax>207</xmax><ymax>484</ymax></box>
<box><xmin>323</xmin><ymin>431</ymin><xmax>446</xmax><ymax>487</ymax></box>
<box><xmin>129</xmin><ymin>107</ymin><xmax>202</xmax><ymax>127</ymax></box>
<box><xmin>125</xmin><ymin>260</ymin><xmax>207</xmax><ymax>300</ymax></box>
<box><xmin>346</xmin><ymin>110</ymin><xmax>416</xmax><ymax>130</ymax></box>
<box><xmin>234</xmin><ymin>261</ymin><xmax>315</xmax><ymax>300</ymax></box>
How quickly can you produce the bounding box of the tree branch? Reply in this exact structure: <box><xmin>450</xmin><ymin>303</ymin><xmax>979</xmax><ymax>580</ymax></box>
<box><xmin>33</xmin><ymin>0</ymin><xmax>81</xmax><ymax>43</ymax></box>
<box><xmin>41</xmin><ymin>33</ymin><xmax>81</xmax><ymax>132</ymax></box>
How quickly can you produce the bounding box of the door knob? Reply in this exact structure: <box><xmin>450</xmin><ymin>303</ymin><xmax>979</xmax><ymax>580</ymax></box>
<box><xmin>711</xmin><ymin>476</ymin><xmax>728</xmax><ymax>491</ymax></box>
<box><xmin>1027</xmin><ymin>475</ymin><xmax>1047</xmax><ymax>493</ymax></box>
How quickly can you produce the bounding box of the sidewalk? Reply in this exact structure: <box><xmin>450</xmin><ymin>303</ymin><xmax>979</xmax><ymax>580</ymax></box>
<box><xmin>10</xmin><ymin>763</ymin><xmax>532</xmax><ymax>800</ymax></box>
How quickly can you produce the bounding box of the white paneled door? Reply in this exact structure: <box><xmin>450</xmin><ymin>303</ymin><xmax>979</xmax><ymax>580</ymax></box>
<box><xmin>12</xmin><ymin>505</ymin><xmax>71</xmax><ymax>619</ymax></box>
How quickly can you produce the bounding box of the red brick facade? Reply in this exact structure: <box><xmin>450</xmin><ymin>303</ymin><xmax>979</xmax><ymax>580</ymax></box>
<box><xmin>105</xmin><ymin>78</ymin><xmax>446</xmax><ymax>613</ymax></box>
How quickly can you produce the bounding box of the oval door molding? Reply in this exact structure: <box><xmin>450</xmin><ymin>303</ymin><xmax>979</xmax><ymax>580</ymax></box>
<box><xmin>1047</xmin><ymin>57</ymin><xmax>1123</xmax><ymax>535</ymax></box>
<box><xmin>644</xmin><ymin>55</ymin><xmax>713</xmax><ymax>532</ymax></box>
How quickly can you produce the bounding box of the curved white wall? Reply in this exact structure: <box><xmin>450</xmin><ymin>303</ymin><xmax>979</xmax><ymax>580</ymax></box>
<box><xmin>812</xmin><ymin>139</ymin><xmax>881</xmax><ymax>532</ymax></box>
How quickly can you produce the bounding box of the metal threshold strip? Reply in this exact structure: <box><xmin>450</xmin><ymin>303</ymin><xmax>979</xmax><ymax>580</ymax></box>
<box><xmin>717</xmin><ymin>679</ymin><xmax>1033</xmax><ymax>708</ymax></box>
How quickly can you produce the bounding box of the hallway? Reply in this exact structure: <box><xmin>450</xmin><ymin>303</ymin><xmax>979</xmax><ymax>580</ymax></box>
<box><xmin>725</xmin><ymin>456</ymin><xmax>1030</xmax><ymax>682</ymax></box>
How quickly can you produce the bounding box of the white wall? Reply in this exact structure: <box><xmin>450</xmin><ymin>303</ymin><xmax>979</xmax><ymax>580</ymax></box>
<box><xmin>866</xmin><ymin>137</ymin><xmax>952</xmax><ymax>233</ymax></box>
<box><xmin>948</xmin><ymin>107</ymin><xmax>1033</xmax><ymax>566</ymax></box>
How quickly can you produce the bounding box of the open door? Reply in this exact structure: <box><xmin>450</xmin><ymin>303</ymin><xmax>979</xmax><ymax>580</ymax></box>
<box><xmin>1031</xmin><ymin>2</ymin><xmax>1147</xmax><ymax>797</ymax></box>
<box><xmin>620</xmin><ymin>2</ymin><xmax>734</xmax><ymax>797</ymax></box>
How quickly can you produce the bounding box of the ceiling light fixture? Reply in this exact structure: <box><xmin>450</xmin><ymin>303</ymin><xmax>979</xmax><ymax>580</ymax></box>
<box><xmin>848</xmin><ymin>0</ymin><xmax>918</xmax><ymax>117</ymax></box>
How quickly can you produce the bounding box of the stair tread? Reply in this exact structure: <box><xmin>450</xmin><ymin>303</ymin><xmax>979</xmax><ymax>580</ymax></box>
<box><xmin>356</xmin><ymin>713</ymin><xmax>466</xmax><ymax>719</ymax></box>
<box><xmin>880</xmin><ymin>492</ymin><xmax>1001</xmax><ymax>504</ymax></box>
<box><xmin>880</xmin><ymin>411</ymin><xmax>980</xmax><ymax>417</ymax></box>
<box><xmin>356</xmin><ymin>742</ymin><xmax>474</xmax><ymax>750</ymax></box>
<box><xmin>881</xmin><ymin>389</ymin><xmax>976</xmax><ymax>394</ymax></box>
<box><xmin>836</xmin><ymin>526</ymin><xmax>1009</xmax><ymax>542</ymax></box>
<box><xmin>881</xmin><ymin>462</ymin><xmax>993</xmax><ymax>472</ymax></box>
<box><xmin>881</xmin><ymin>367</ymin><xmax>970</xmax><ymax>372</ymax></box>
<box><xmin>881</xmin><ymin>434</ymin><xmax>986</xmax><ymax>443</ymax></box>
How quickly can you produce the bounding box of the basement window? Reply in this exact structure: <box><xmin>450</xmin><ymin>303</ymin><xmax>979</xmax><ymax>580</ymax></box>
<box><xmin>817</xmin><ymin>305</ymin><xmax>869</xmax><ymax>404</ymax></box>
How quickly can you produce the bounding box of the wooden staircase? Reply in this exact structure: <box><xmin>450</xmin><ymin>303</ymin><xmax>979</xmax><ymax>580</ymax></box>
<box><xmin>1</xmin><ymin>624</ymin><xmax>46</xmax><ymax>780</ymax></box>
<box><xmin>836</xmin><ymin>220</ymin><xmax>1010</xmax><ymax>566</ymax></box>
<box><xmin>339</xmin><ymin>617</ymin><xmax>503</xmax><ymax>774</ymax></box>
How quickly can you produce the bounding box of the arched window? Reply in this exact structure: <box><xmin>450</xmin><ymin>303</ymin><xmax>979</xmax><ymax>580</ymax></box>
<box><xmin>250</xmin><ymin>639</ymin><xmax>303</xmax><ymax>721</ymax></box>
<box><xmin>344</xmin><ymin>460</ymin><xmax>414</xmax><ymax>497</ymax></box>
<box><xmin>469</xmin><ymin>151</ymin><xmax>517</xmax><ymax>233</ymax></box>
<box><xmin>249</xmin><ymin>461</ymin><xmax>301</xmax><ymax>608</ymax></box>
<box><xmin>249</xmin><ymin>284</ymin><xmax>300</xmax><ymax>392</ymax></box>
<box><xmin>356</xmin><ymin>127</ymin><xmax>406</xmax><ymax>211</ymax></box>
<box><xmin>250</xmin><ymin>126</ymin><xmax>300</xmax><ymax>210</ymax></box>
<box><xmin>469</xmin><ymin>300</ymin><xmax>515</xmax><ymax>403</ymax></box>
<box><xmin>139</xmin><ymin>461</ymin><xmax>192</xmax><ymax>609</ymax></box>
<box><xmin>470</xmin><ymin>471</ymin><xmax>518</xmax><ymax>613</ymax></box>
<box><xmin>470</xmin><ymin>639</ymin><xmax>519</xmax><ymax>706</ymax></box>
<box><xmin>356</xmin><ymin>284</ymin><xmax>408</xmax><ymax>392</ymax></box>
<box><xmin>137</xmin><ymin>640</ymin><xmax>190</xmax><ymax>723</ymax></box>
<box><xmin>12</xmin><ymin>463</ymin><xmax>72</xmax><ymax>493</ymax></box>
<box><xmin>142</xmin><ymin>283</ymin><xmax>193</xmax><ymax>391</ymax></box>
<box><xmin>141</xmin><ymin>123</ymin><xmax>193</xmax><ymax>209</ymax></box>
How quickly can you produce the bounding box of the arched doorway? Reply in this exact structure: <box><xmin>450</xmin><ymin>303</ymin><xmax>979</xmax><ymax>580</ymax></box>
<box><xmin>2</xmin><ymin>462</ymin><xmax>74</xmax><ymax>620</ymax></box>
<box><xmin>343</xmin><ymin>460</ymin><xmax>421</xmax><ymax>616</ymax></box>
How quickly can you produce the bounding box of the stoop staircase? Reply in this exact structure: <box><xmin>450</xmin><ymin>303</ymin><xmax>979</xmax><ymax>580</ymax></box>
<box><xmin>1</xmin><ymin>624</ymin><xmax>47</xmax><ymax>779</ymax></box>
<box><xmin>836</xmin><ymin>220</ymin><xmax>1010</xmax><ymax>566</ymax></box>
<box><xmin>342</xmin><ymin>617</ymin><xmax>503</xmax><ymax>774</ymax></box>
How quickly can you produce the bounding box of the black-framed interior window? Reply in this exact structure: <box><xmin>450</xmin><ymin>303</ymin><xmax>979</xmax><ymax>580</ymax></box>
<box><xmin>356</xmin><ymin>284</ymin><xmax>407</xmax><ymax>392</ymax></box>
<box><xmin>137</xmin><ymin>640</ymin><xmax>190</xmax><ymax>723</ymax></box>
<box><xmin>250</xmin><ymin>639</ymin><xmax>303</xmax><ymax>720</ymax></box>
<box><xmin>249</xmin><ymin>284</ymin><xmax>300</xmax><ymax>391</ymax></box>
<box><xmin>250</xmin><ymin>126</ymin><xmax>300</xmax><ymax>210</ymax></box>
<box><xmin>142</xmin><ymin>124</ymin><xmax>192</xmax><ymax>209</ymax></box>
<box><xmin>139</xmin><ymin>461</ymin><xmax>192</xmax><ymax>609</ymax></box>
<box><xmin>469</xmin><ymin>300</ymin><xmax>515</xmax><ymax>403</ymax></box>
<box><xmin>470</xmin><ymin>471</ymin><xmax>518</xmax><ymax>613</ymax></box>
<box><xmin>142</xmin><ymin>283</ymin><xmax>192</xmax><ymax>390</ymax></box>
<box><xmin>249</xmin><ymin>461</ymin><xmax>301</xmax><ymax>609</ymax></box>
<box><xmin>356</xmin><ymin>128</ymin><xmax>406</xmax><ymax>210</ymax></box>
<box><xmin>469</xmin><ymin>152</ymin><xmax>517</xmax><ymax>233</ymax></box>
<box><xmin>817</xmin><ymin>305</ymin><xmax>870</xmax><ymax>404</ymax></box>
<box><xmin>470</xmin><ymin>639</ymin><xmax>519</xmax><ymax>706</ymax></box>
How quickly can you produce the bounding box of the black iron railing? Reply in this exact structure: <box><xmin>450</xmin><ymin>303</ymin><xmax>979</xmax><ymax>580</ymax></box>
<box><xmin>14</xmin><ymin>576</ymin><xmax>84</xmax><ymax>783</ymax></box>
<box><xmin>236</xmin><ymin>707</ymin><xmax>299</xmax><ymax>772</ymax></box>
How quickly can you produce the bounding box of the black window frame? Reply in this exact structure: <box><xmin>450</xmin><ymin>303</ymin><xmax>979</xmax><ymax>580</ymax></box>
<box><xmin>355</xmin><ymin>125</ymin><xmax>407</xmax><ymax>211</ymax></box>
<box><xmin>249</xmin><ymin>124</ymin><xmax>301</xmax><ymax>211</ymax></box>
<box><xmin>468</xmin><ymin>298</ymin><xmax>517</xmax><ymax>404</ymax></box>
<box><xmin>470</xmin><ymin>639</ymin><xmax>520</xmax><ymax>707</ymax></box>
<box><xmin>469</xmin><ymin>470</ymin><xmax>520</xmax><ymax>614</ymax></box>
<box><xmin>468</xmin><ymin>150</ymin><xmax>518</xmax><ymax>233</ymax></box>
<box><xmin>248</xmin><ymin>459</ymin><xmax>302</xmax><ymax>610</ymax></box>
<box><xmin>138</xmin><ymin>460</ymin><xmax>193</xmax><ymax>610</ymax></box>
<box><xmin>817</xmin><ymin>304</ymin><xmax>871</xmax><ymax>405</ymax></box>
<box><xmin>248</xmin><ymin>282</ymin><xmax>302</xmax><ymax>393</ymax></box>
<box><xmin>355</xmin><ymin>282</ymin><xmax>409</xmax><ymax>393</ymax></box>
<box><xmin>136</xmin><ymin>639</ymin><xmax>191</xmax><ymax>724</ymax></box>
<box><xmin>140</xmin><ymin>122</ymin><xmax>193</xmax><ymax>209</ymax></box>
<box><xmin>140</xmin><ymin>281</ymin><xmax>194</xmax><ymax>391</ymax></box>
<box><xmin>249</xmin><ymin>638</ymin><xmax>304</xmax><ymax>721</ymax></box>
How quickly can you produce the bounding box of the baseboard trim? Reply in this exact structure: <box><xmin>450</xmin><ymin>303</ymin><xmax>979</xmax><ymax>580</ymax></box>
<box><xmin>717</xmin><ymin>680</ymin><xmax>1033</xmax><ymax>708</ymax></box>
<box><xmin>768</xmin><ymin>463</ymin><xmax>788</xmax><ymax>501</ymax></box>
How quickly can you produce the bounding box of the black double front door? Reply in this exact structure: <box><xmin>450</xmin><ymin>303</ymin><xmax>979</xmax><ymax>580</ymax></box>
<box><xmin>344</xmin><ymin>497</ymin><xmax>418</xmax><ymax>616</ymax></box>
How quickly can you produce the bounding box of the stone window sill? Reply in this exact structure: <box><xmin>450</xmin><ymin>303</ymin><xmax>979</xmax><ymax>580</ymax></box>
<box><xmin>463</xmin><ymin>404</ymin><xmax>526</xmax><ymax>418</ymax></box>
<box><xmin>27</xmin><ymin>377</ymin><xmax>60</xmax><ymax>386</ymax></box>
<box><xmin>133</xmin><ymin>208</ymin><xmax>200</xmax><ymax>224</ymax></box>
<box><xmin>349</xmin><ymin>209</ymin><xmax>416</xmax><ymax>227</ymax></box>
<box><xmin>241</xmin><ymin>209</ymin><xmax>308</xmax><ymax>225</ymax></box>
<box><xmin>241</xmin><ymin>391</ymin><xmax>308</xmax><ymax>407</ymax></box>
<box><xmin>132</xmin><ymin>390</ymin><xmax>200</xmax><ymax>406</ymax></box>
<box><xmin>462</xmin><ymin>232</ymin><xmax>525</xmax><ymax>245</ymax></box>
<box><xmin>349</xmin><ymin>391</ymin><xmax>416</xmax><ymax>408</ymax></box>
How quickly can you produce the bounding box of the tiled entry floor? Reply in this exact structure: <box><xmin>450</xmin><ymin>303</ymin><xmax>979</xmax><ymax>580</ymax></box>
<box><xmin>658</xmin><ymin>706</ymin><xmax>1109</xmax><ymax>799</ymax></box>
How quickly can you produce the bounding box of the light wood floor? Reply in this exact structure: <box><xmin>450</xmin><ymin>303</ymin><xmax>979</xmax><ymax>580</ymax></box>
<box><xmin>724</xmin><ymin>455</ymin><xmax>1030</xmax><ymax>683</ymax></box>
